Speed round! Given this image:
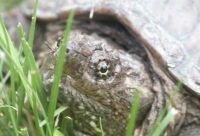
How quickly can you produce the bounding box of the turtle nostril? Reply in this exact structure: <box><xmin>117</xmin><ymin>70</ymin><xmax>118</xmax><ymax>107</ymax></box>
<box><xmin>56</xmin><ymin>36</ymin><xmax>63</xmax><ymax>47</ymax></box>
<box><xmin>66</xmin><ymin>48</ymin><xmax>69</xmax><ymax>53</ymax></box>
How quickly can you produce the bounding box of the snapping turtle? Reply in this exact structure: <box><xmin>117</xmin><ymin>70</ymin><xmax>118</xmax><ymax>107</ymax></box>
<box><xmin>21</xmin><ymin>0</ymin><xmax>200</xmax><ymax>136</ymax></box>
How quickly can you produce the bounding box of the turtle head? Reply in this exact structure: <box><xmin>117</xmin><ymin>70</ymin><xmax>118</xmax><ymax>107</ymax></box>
<box><xmin>41</xmin><ymin>32</ymin><xmax>155</xmax><ymax>135</ymax></box>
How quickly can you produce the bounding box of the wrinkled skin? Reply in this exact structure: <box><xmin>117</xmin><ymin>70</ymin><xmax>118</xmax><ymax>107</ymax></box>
<box><xmin>40</xmin><ymin>21</ymin><xmax>200</xmax><ymax>136</ymax></box>
<box><xmin>41</xmin><ymin>22</ymin><xmax>156</xmax><ymax>135</ymax></box>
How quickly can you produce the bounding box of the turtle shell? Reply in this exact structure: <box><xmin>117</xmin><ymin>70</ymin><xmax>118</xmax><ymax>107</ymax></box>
<box><xmin>23</xmin><ymin>0</ymin><xmax>200</xmax><ymax>95</ymax></box>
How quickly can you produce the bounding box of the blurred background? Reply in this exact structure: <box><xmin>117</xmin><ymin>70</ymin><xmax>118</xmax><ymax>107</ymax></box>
<box><xmin>0</xmin><ymin>0</ymin><xmax>24</xmax><ymax>13</ymax></box>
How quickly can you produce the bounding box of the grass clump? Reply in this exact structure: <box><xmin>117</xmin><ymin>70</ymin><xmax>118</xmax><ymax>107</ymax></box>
<box><xmin>0</xmin><ymin>0</ymin><xmax>74</xmax><ymax>135</ymax></box>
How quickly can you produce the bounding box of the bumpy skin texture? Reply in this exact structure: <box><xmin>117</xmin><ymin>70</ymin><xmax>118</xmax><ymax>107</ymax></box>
<box><xmin>40</xmin><ymin>21</ymin><xmax>200</xmax><ymax>136</ymax></box>
<box><xmin>41</xmin><ymin>27</ymin><xmax>155</xmax><ymax>135</ymax></box>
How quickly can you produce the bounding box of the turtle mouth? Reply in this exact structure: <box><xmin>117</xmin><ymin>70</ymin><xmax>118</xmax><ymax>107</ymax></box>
<box><xmin>57</xmin><ymin>67</ymin><xmax>131</xmax><ymax>135</ymax></box>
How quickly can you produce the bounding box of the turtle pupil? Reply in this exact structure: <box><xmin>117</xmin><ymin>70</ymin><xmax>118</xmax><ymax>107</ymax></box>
<box><xmin>100</xmin><ymin>66</ymin><xmax>107</xmax><ymax>73</ymax></box>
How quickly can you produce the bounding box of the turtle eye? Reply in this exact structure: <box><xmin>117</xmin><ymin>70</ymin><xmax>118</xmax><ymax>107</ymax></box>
<box><xmin>96</xmin><ymin>61</ymin><xmax>110</xmax><ymax>78</ymax></box>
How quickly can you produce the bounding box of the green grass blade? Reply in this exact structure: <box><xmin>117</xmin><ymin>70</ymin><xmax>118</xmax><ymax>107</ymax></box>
<box><xmin>31</xmin><ymin>71</ymin><xmax>45</xmax><ymax>136</ymax></box>
<box><xmin>0</xmin><ymin>55</ymin><xmax>11</xmax><ymax>136</ymax></box>
<box><xmin>148</xmin><ymin>81</ymin><xmax>183</xmax><ymax>136</ymax></box>
<box><xmin>0</xmin><ymin>117</ymin><xmax>12</xmax><ymax>135</ymax></box>
<box><xmin>9</xmin><ymin>60</ymin><xmax>16</xmax><ymax>107</ymax></box>
<box><xmin>20</xmin><ymin>29</ymin><xmax>46</xmax><ymax>101</ymax></box>
<box><xmin>17</xmin><ymin>0</ymin><xmax>48</xmax><ymax>110</ymax></box>
<box><xmin>59</xmin><ymin>108</ymin><xmax>73</xmax><ymax>136</ymax></box>
<box><xmin>99</xmin><ymin>117</ymin><xmax>105</xmax><ymax>136</ymax></box>
<box><xmin>125</xmin><ymin>89</ymin><xmax>140</xmax><ymax>136</ymax></box>
<box><xmin>151</xmin><ymin>108</ymin><xmax>178</xmax><ymax>136</ymax></box>
<box><xmin>18</xmin><ymin>20</ymin><xmax>51</xmax><ymax>135</ymax></box>
<box><xmin>0</xmin><ymin>16</ymin><xmax>19</xmax><ymax>136</ymax></box>
<box><xmin>28</xmin><ymin>0</ymin><xmax>39</xmax><ymax>48</ymax></box>
<box><xmin>21</xmin><ymin>127</ymin><xmax>29</xmax><ymax>136</ymax></box>
<box><xmin>40</xmin><ymin>106</ymin><xmax>68</xmax><ymax>127</ymax></box>
<box><xmin>0</xmin><ymin>16</ymin><xmax>33</xmax><ymax>107</ymax></box>
<box><xmin>17</xmin><ymin>85</ymin><xmax>25</xmax><ymax>126</ymax></box>
<box><xmin>46</xmin><ymin>10</ymin><xmax>75</xmax><ymax>136</ymax></box>
<box><xmin>53</xmin><ymin>129</ymin><xmax>64</xmax><ymax>136</ymax></box>
<box><xmin>20</xmin><ymin>38</ymin><xmax>50</xmax><ymax>136</ymax></box>
<box><xmin>64</xmin><ymin>116</ymin><xmax>74</xmax><ymax>136</ymax></box>
<box><xmin>0</xmin><ymin>13</ymin><xmax>47</xmax><ymax>136</ymax></box>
